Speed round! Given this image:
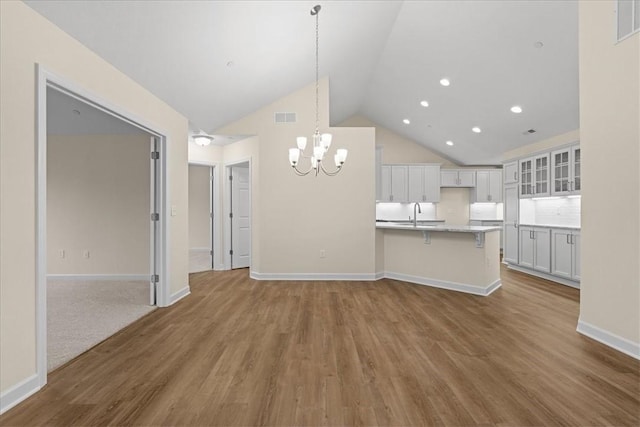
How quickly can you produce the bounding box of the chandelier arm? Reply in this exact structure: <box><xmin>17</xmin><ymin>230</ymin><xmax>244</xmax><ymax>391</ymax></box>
<box><xmin>292</xmin><ymin>163</ymin><xmax>315</xmax><ymax>176</ymax></box>
<box><xmin>319</xmin><ymin>162</ymin><xmax>343</xmax><ymax>176</ymax></box>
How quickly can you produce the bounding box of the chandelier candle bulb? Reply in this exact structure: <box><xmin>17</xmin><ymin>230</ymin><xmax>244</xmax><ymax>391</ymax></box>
<box><xmin>296</xmin><ymin>137</ymin><xmax>307</xmax><ymax>150</ymax></box>
<box><xmin>313</xmin><ymin>146</ymin><xmax>325</xmax><ymax>160</ymax></box>
<box><xmin>289</xmin><ymin>148</ymin><xmax>300</xmax><ymax>166</ymax></box>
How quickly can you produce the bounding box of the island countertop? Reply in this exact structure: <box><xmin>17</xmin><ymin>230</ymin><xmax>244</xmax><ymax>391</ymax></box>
<box><xmin>375</xmin><ymin>222</ymin><xmax>501</xmax><ymax>233</ymax></box>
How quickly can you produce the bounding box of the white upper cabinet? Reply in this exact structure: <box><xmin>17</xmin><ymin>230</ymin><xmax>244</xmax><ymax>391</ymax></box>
<box><xmin>380</xmin><ymin>165</ymin><xmax>408</xmax><ymax>203</ymax></box>
<box><xmin>503</xmin><ymin>161</ymin><xmax>518</xmax><ymax>185</ymax></box>
<box><xmin>472</xmin><ymin>170</ymin><xmax>502</xmax><ymax>202</ymax></box>
<box><xmin>441</xmin><ymin>169</ymin><xmax>476</xmax><ymax>187</ymax></box>
<box><xmin>408</xmin><ymin>165</ymin><xmax>440</xmax><ymax>203</ymax></box>
<box><xmin>551</xmin><ymin>144</ymin><xmax>581</xmax><ymax>196</ymax></box>
<box><xmin>520</xmin><ymin>154</ymin><xmax>549</xmax><ymax>198</ymax></box>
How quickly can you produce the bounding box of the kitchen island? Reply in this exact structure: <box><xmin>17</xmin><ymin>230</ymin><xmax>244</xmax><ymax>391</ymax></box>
<box><xmin>376</xmin><ymin>222</ymin><xmax>502</xmax><ymax>296</ymax></box>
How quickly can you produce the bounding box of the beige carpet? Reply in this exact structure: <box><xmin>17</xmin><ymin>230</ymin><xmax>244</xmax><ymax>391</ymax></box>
<box><xmin>47</xmin><ymin>279</ymin><xmax>156</xmax><ymax>371</ymax></box>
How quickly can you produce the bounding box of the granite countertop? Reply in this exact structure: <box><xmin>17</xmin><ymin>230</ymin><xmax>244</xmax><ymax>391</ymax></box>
<box><xmin>376</xmin><ymin>222</ymin><xmax>501</xmax><ymax>233</ymax></box>
<box><xmin>519</xmin><ymin>223</ymin><xmax>581</xmax><ymax>230</ymax></box>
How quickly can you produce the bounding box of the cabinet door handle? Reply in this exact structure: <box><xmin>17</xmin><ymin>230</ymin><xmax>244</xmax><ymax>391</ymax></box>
<box><xmin>567</xmin><ymin>234</ymin><xmax>571</xmax><ymax>244</ymax></box>
<box><xmin>513</xmin><ymin>221</ymin><xmax>518</xmax><ymax>228</ymax></box>
<box><xmin>514</xmin><ymin>171</ymin><xmax>518</xmax><ymax>181</ymax></box>
<box><xmin>390</xmin><ymin>195</ymin><xmax>393</xmax><ymax>202</ymax></box>
<box><xmin>488</xmin><ymin>194</ymin><xmax>492</xmax><ymax>201</ymax></box>
<box><xmin>530</xmin><ymin>231</ymin><xmax>533</xmax><ymax>239</ymax></box>
<box><xmin>422</xmin><ymin>195</ymin><xmax>426</xmax><ymax>202</ymax></box>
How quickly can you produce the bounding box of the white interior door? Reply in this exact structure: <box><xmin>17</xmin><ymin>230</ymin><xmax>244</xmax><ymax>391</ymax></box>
<box><xmin>231</xmin><ymin>166</ymin><xmax>250</xmax><ymax>269</ymax></box>
<box><xmin>150</xmin><ymin>137</ymin><xmax>159</xmax><ymax>305</ymax></box>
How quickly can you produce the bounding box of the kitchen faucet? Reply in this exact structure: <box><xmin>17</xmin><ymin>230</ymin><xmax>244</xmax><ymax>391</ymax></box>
<box><xmin>413</xmin><ymin>202</ymin><xmax>421</xmax><ymax>227</ymax></box>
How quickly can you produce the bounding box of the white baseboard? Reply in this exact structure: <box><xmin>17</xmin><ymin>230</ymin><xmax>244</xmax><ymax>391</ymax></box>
<box><xmin>0</xmin><ymin>374</ymin><xmax>40</xmax><ymax>415</ymax></box>
<box><xmin>577</xmin><ymin>319</ymin><xmax>640</xmax><ymax>360</ymax></box>
<box><xmin>384</xmin><ymin>271</ymin><xmax>501</xmax><ymax>296</ymax></box>
<box><xmin>506</xmin><ymin>264</ymin><xmax>580</xmax><ymax>289</ymax></box>
<box><xmin>250</xmin><ymin>270</ymin><xmax>500</xmax><ymax>296</ymax></box>
<box><xmin>189</xmin><ymin>247</ymin><xmax>211</xmax><ymax>253</ymax></box>
<box><xmin>250</xmin><ymin>272</ymin><xmax>378</xmax><ymax>281</ymax></box>
<box><xmin>169</xmin><ymin>286</ymin><xmax>190</xmax><ymax>305</ymax></box>
<box><xmin>47</xmin><ymin>274</ymin><xmax>149</xmax><ymax>281</ymax></box>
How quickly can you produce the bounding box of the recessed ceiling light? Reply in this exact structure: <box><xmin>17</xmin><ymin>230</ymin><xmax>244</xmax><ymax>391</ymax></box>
<box><xmin>472</xmin><ymin>126</ymin><xmax>482</xmax><ymax>133</ymax></box>
<box><xmin>439</xmin><ymin>78</ymin><xmax>450</xmax><ymax>86</ymax></box>
<box><xmin>403</xmin><ymin>119</ymin><xmax>410</xmax><ymax>124</ymax></box>
<box><xmin>534</xmin><ymin>41</ymin><xmax>544</xmax><ymax>48</ymax></box>
<box><xmin>510</xmin><ymin>105</ymin><xmax>523</xmax><ymax>114</ymax></box>
<box><xmin>420</xmin><ymin>100</ymin><xmax>429</xmax><ymax>107</ymax></box>
<box><xmin>446</xmin><ymin>140</ymin><xmax>454</xmax><ymax>146</ymax></box>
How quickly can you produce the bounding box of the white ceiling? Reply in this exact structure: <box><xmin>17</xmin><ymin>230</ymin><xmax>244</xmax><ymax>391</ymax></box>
<box><xmin>47</xmin><ymin>87</ymin><xmax>147</xmax><ymax>135</ymax></box>
<box><xmin>26</xmin><ymin>1</ymin><xmax>578</xmax><ymax>165</ymax></box>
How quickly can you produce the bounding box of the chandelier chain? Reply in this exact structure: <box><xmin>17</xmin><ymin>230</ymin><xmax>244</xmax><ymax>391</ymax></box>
<box><xmin>315</xmin><ymin>9</ymin><xmax>319</xmax><ymax>133</ymax></box>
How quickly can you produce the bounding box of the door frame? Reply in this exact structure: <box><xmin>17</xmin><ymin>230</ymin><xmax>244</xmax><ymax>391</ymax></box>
<box><xmin>35</xmin><ymin>65</ymin><xmax>170</xmax><ymax>388</ymax></box>
<box><xmin>223</xmin><ymin>158</ymin><xmax>251</xmax><ymax>270</ymax></box>
<box><xmin>188</xmin><ymin>161</ymin><xmax>221</xmax><ymax>270</ymax></box>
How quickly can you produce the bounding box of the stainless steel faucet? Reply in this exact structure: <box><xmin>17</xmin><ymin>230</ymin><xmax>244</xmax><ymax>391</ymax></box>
<box><xmin>413</xmin><ymin>202</ymin><xmax>422</xmax><ymax>227</ymax></box>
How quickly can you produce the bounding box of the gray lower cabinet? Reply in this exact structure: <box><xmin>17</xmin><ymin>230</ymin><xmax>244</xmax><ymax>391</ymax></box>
<box><xmin>519</xmin><ymin>226</ymin><xmax>550</xmax><ymax>273</ymax></box>
<box><xmin>551</xmin><ymin>229</ymin><xmax>581</xmax><ymax>281</ymax></box>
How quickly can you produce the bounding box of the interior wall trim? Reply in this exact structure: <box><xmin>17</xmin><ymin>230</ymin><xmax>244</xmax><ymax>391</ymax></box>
<box><xmin>250</xmin><ymin>271</ymin><xmax>378</xmax><ymax>281</ymax></box>
<box><xmin>383</xmin><ymin>272</ymin><xmax>501</xmax><ymax>296</ymax></box>
<box><xmin>577</xmin><ymin>318</ymin><xmax>640</xmax><ymax>360</ymax></box>
<box><xmin>46</xmin><ymin>274</ymin><xmax>149</xmax><ymax>281</ymax></box>
<box><xmin>0</xmin><ymin>374</ymin><xmax>40</xmax><ymax>415</ymax></box>
<box><xmin>507</xmin><ymin>264</ymin><xmax>580</xmax><ymax>289</ymax></box>
<box><xmin>169</xmin><ymin>286</ymin><xmax>191</xmax><ymax>305</ymax></box>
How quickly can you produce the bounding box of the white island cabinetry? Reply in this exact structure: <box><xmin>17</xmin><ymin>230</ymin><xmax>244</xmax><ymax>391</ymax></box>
<box><xmin>376</xmin><ymin>223</ymin><xmax>501</xmax><ymax>296</ymax></box>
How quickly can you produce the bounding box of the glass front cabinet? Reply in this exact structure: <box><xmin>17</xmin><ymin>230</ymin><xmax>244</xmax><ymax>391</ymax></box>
<box><xmin>551</xmin><ymin>144</ymin><xmax>581</xmax><ymax>196</ymax></box>
<box><xmin>520</xmin><ymin>154</ymin><xmax>550</xmax><ymax>198</ymax></box>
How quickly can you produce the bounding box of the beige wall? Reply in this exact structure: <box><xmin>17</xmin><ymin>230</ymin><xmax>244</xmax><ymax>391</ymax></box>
<box><xmin>579</xmin><ymin>2</ymin><xmax>639</xmax><ymax>345</ymax></box>
<box><xmin>188</xmin><ymin>165</ymin><xmax>211</xmax><ymax>250</ymax></box>
<box><xmin>0</xmin><ymin>2</ymin><xmax>189</xmax><ymax>393</ymax></box>
<box><xmin>217</xmin><ymin>79</ymin><xmax>376</xmax><ymax>275</ymax></box>
<box><xmin>340</xmin><ymin>115</ymin><xmax>456</xmax><ymax>166</ymax></box>
<box><xmin>47</xmin><ymin>134</ymin><xmax>150</xmax><ymax>274</ymax></box>
<box><xmin>502</xmin><ymin>129</ymin><xmax>580</xmax><ymax>161</ymax></box>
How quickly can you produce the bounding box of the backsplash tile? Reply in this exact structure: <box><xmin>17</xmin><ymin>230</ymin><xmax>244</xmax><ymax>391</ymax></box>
<box><xmin>520</xmin><ymin>197</ymin><xmax>581</xmax><ymax>227</ymax></box>
<box><xmin>376</xmin><ymin>203</ymin><xmax>437</xmax><ymax>220</ymax></box>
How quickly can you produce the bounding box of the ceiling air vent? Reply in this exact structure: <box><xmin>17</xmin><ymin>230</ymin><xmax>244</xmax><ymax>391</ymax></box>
<box><xmin>274</xmin><ymin>112</ymin><xmax>297</xmax><ymax>123</ymax></box>
<box><xmin>522</xmin><ymin>128</ymin><xmax>537</xmax><ymax>135</ymax></box>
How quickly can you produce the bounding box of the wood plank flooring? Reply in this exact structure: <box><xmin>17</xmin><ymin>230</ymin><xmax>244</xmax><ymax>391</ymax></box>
<box><xmin>2</xmin><ymin>265</ymin><xmax>639</xmax><ymax>426</ymax></box>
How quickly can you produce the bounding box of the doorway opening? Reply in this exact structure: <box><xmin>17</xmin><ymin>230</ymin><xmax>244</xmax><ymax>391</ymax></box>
<box><xmin>189</xmin><ymin>164</ymin><xmax>216</xmax><ymax>273</ymax></box>
<box><xmin>225</xmin><ymin>161</ymin><xmax>251</xmax><ymax>270</ymax></box>
<box><xmin>36</xmin><ymin>66</ymin><xmax>169</xmax><ymax>387</ymax></box>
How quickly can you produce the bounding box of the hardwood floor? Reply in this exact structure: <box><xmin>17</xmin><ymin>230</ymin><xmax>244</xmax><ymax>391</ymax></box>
<box><xmin>2</xmin><ymin>265</ymin><xmax>639</xmax><ymax>426</ymax></box>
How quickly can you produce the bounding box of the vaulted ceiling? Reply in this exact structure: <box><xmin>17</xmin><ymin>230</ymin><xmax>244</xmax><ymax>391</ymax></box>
<box><xmin>25</xmin><ymin>1</ymin><xmax>578</xmax><ymax>165</ymax></box>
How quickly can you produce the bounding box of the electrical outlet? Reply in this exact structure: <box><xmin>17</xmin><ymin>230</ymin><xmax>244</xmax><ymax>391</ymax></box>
<box><xmin>83</xmin><ymin>250</ymin><xmax>90</xmax><ymax>259</ymax></box>
<box><xmin>320</xmin><ymin>249</ymin><xmax>326</xmax><ymax>258</ymax></box>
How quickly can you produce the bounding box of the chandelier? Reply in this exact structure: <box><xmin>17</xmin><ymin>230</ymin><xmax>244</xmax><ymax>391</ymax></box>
<box><xmin>288</xmin><ymin>5</ymin><xmax>348</xmax><ymax>176</ymax></box>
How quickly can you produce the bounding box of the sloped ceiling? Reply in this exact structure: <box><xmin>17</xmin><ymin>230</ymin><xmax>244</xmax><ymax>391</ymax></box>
<box><xmin>25</xmin><ymin>0</ymin><xmax>578</xmax><ymax>165</ymax></box>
